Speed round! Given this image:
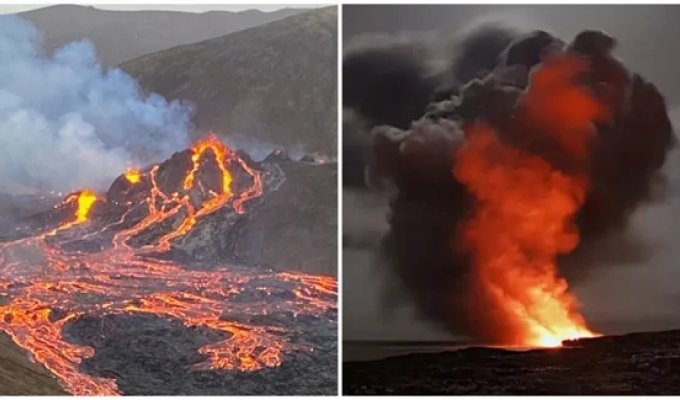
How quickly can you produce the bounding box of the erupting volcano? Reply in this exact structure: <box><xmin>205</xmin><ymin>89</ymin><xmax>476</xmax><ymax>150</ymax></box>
<box><xmin>0</xmin><ymin>135</ymin><xmax>337</xmax><ymax>395</ymax></box>
<box><xmin>353</xmin><ymin>28</ymin><xmax>673</xmax><ymax>349</ymax></box>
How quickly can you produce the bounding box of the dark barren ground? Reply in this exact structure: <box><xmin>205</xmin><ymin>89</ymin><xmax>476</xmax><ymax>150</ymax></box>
<box><xmin>64</xmin><ymin>312</ymin><xmax>337</xmax><ymax>395</ymax></box>
<box><xmin>343</xmin><ymin>329</ymin><xmax>680</xmax><ymax>395</ymax></box>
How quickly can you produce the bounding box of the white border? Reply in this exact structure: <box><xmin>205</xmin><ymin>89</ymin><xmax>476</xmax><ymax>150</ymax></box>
<box><xmin>6</xmin><ymin>0</ymin><xmax>680</xmax><ymax>398</ymax></box>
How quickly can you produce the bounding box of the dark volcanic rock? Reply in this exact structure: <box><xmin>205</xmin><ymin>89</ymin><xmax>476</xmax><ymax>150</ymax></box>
<box><xmin>19</xmin><ymin>148</ymin><xmax>337</xmax><ymax>277</ymax></box>
<box><xmin>63</xmin><ymin>311</ymin><xmax>337</xmax><ymax>395</ymax></box>
<box><xmin>224</xmin><ymin>162</ymin><xmax>337</xmax><ymax>277</ymax></box>
<box><xmin>265</xmin><ymin>149</ymin><xmax>292</xmax><ymax>163</ymax></box>
<box><xmin>166</xmin><ymin>161</ymin><xmax>284</xmax><ymax>262</ymax></box>
<box><xmin>111</xmin><ymin>152</ymin><xmax>336</xmax><ymax>277</ymax></box>
<box><xmin>343</xmin><ymin>330</ymin><xmax>680</xmax><ymax>395</ymax></box>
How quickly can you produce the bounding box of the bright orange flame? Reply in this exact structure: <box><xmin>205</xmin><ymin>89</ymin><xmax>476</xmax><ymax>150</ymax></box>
<box><xmin>51</xmin><ymin>190</ymin><xmax>98</xmax><ymax>233</ymax></box>
<box><xmin>124</xmin><ymin>168</ymin><xmax>141</xmax><ymax>184</ymax></box>
<box><xmin>74</xmin><ymin>190</ymin><xmax>97</xmax><ymax>223</ymax></box>
<box><xmin>456</xmin><ymin>124</ymin><xmax>598</xmax><ymax>348</ymax></box>
<box><xmin>453</xmin><ymin>54</ymin><xmax>604</xmax><ymax>348</ymax></box>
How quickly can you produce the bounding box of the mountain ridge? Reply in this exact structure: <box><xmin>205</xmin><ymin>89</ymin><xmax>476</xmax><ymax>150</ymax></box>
<box><xmin>18</xmin><ymin>5</ymin><xmax>308</xmax><ymax>66</ymax></box>
<box><xmin>121</xmin><ymin>6</ymin><xmax>338</xmax><ymax>155</ymax></box>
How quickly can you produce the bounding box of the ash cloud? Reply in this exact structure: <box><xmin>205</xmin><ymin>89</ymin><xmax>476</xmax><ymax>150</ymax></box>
<box><xmin>0</xmin><ymin>16</ymin><xmax>192</xmax><ymax>194</ymax></box>
<box><xmin>348</xmin><ymin>26</ymin><xmax>675</xmax><ymax>340</ymax></box>
<box><xmin>343</xmin><ymin>34</ymin><xmax>444</xmax><ymax>131</ymax></box>
<box><xmin>342</xmin><ymin>25</ymin><xmax>519</xmax><ymax>187</ymax></box>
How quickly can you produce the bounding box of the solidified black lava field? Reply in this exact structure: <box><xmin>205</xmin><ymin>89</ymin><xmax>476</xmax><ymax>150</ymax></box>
<box><xmin>344</xmin><ymin>330</ymin><xmax>680</xmax><ymax>395</ymax></box>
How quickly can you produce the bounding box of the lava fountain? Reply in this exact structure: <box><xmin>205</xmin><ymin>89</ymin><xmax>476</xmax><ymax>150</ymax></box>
<box><xmin>453</xmin><ymin>55</ymin><xmax>605</xmax><ymax>347</ymax></box>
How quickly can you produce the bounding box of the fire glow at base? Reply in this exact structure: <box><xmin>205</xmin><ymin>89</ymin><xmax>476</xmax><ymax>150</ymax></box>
<box><xmin>0</xmin><ymin>135</ymin><xmax>336</xmax><ymax>395</ymax></box>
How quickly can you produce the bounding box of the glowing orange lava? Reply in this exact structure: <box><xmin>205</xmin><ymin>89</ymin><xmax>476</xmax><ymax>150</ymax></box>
<box><xmin>453</xmin><ymin>54</ymin><xmax>605</xmax><ymax>347</ymax></box>
<box><xmin>0</xmin><ymin>135</ymin><xmax>336</xmax><ymax>395</ymax></box>
<box><xmin>48</xmin><ymin>190</ymin><xmax>98</xmax><ymax>234</ymax></box>
<box><xmin>74</xmin><ymin>190</ymin><xmax>97</xmax><ymax>223</ymax></box>
<box><xmin>183</xmin><ymin>134</ymin><xmax>233</xmax><ymax>196</ymax></box>
<box><xmin>124</xmin><ymin>168</ymin><xmax>141</xmax><ymax>184</ymax></box>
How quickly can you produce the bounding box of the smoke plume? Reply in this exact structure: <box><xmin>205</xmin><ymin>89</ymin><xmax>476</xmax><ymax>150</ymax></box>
<box><xmin>0</xmin><ymin>16</ymin><xmax>192</xmax><ymax>193</ymax></box>
<box><xmin>350</xmin><ymin>26</ymin><xmax>675</xmax><ymax>343</ymax></box>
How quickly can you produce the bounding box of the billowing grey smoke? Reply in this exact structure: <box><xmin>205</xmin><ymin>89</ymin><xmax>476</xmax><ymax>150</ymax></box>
<box><xmin>0</xmin><ymin>16</ymin><xmax>192</xmax><ymax>193</ymax></box>
<box><xmin>349</xmin><ymin>27</ymin><xmax>675</xmax><ymax>342</ymax></box>
<box><xmin>342</xmin><ymin>25</ymin><xmax>518</xmax><ymax>187</ymax></box>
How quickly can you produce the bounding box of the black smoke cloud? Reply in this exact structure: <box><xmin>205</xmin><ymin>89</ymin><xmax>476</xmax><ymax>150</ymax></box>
<box><xmin>342</xmin><ymin>26</ymin><xmax>520</xmax><ymax>186</ymax></box>
<box><xmin>344</xmin><ymin>35</ymin><xmax>442</xmax><ymax>130</ymax></box>
<box><xmin>342</xmin><ymin>34</ymin><xmax>447</xmax><ymax>187</ymax></box>
<box><xmin>345</xmin><ymin>27</ymin><xmax>675</xmax><ymax>341</ymax></box>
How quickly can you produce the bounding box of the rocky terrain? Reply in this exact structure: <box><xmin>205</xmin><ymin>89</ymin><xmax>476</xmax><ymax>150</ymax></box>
<box><xmin>61</xmin><ymin>289</ymin><xmax>337</xmax><ymax>395</ymax></box>
<box><xmin>344</xmin><ymin>329</ymin><xmax>680</xmax><ymax>395</ymax></box>
<box><xmin>226</xmin><ymin>160</ymin><xmax>337</xmax><ymax>277</ymax></box>
<box><xmin>1</xmin><ymin>149</ymin><xmax>336</xmax><ymax>278</ymax></box>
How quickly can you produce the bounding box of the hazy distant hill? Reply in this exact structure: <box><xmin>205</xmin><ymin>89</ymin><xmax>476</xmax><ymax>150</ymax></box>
<box><xmin>121</xmin><ymin>7</ymin><xmax>337</xmax><ymax>155</ymax></box>
<box><xmin>19</xmin><ymin>5</ymin><xmax>307</xmax><ymax>66</ymax></box>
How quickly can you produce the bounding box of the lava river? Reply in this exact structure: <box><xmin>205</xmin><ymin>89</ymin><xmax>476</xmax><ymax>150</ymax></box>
<box><xmin>0</xmin><ymin>136</ymin><xmax>337</xmax><ymax>395</ymax></box>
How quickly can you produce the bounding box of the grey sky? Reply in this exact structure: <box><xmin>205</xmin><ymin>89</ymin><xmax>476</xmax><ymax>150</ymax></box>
<box><xmin>0</xmin><ymin>4</ymin><xmax>322</xmax><ymax>14</ymax></box>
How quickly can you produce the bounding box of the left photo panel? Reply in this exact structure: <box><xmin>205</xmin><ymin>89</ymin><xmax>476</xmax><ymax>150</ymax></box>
<box><xmin>0</xmin><ymin>4</ymin><xmax>337</xmax><ymax>395</ymax></box>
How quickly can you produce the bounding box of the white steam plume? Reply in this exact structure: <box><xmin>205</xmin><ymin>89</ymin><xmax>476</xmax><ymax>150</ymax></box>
<box><xmin>0</xmin><ymin>16</ymin><xmax>192</xmax><ymax>193</ymax></box>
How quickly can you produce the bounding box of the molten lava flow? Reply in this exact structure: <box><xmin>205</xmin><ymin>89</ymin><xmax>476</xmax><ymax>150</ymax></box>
<box><xmin>124</xmin><ymin>168</ymin><xmax>141</xmax><ymax>184</ymax></box>
<box><xmin>183</xmin><ymin>134</ymin><xmax>233</xmax><ymax>196</ymax></box>
<box><xmin>123</xmin><ymin>135</ymin><xmax>263</xmax><ymax>253</ymax></box>
<box><xmin>453</xmin><ymin>55</ymin><xmax>604</xmax><ymax>347</ymax></box>
<box><xmin>74</xmin><ymin>190</ymin><xmax>97</xmax><ymax>223</ymax></box>
<box><xmin>0</xmin><ymin>135</ymin><xmax>336</xmax><ymax>395</ymax></box>
<box><xmin>49</xmin><ymin>190</ymin><xmax>98</xmax><ymax>233</ymax></box>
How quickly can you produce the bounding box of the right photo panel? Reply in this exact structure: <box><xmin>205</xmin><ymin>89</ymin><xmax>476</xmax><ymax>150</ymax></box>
<box><xmin>343</xmin><ymin>4</ymin><xmax>680</xmax><ymax>395</ymax></box>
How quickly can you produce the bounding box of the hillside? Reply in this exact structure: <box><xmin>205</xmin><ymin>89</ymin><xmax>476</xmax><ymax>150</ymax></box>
<box><xmin>228</xmin><ymin>161</ymin><xmax>338</xmax><ymax>277</ymax></box>
<box><xmin>121</xmin><ymin>7</ymin><xmax>337</xmax><ymax>155</ymax></box>
<box><xmin>19</xmin><ymin>5</ymin><xmax>306</xmax><ymax>66</ymax></box>
<box><xmin>0</xmin><ymin>333</ymin><xmax>65</xmax><ymax>394</ymax></box>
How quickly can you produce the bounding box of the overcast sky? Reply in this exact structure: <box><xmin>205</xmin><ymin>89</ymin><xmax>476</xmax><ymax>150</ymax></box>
<box><xmin>0</xmin><ymin>4</ymin><xmax>321</xmax><ymax>14</ymax></box>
